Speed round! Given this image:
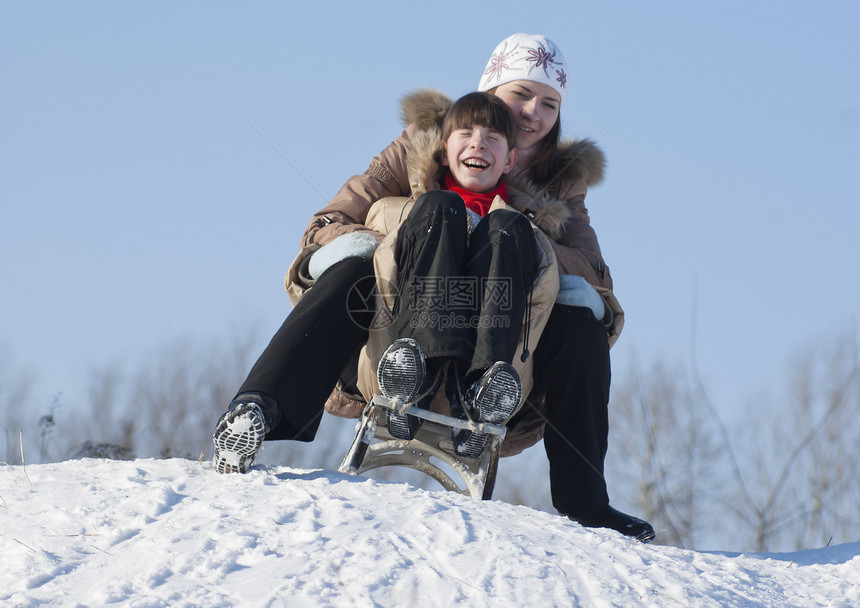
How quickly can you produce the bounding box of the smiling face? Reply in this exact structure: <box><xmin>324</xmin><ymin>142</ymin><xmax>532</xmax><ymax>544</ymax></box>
<box><xmin>442</xmin><ymin>124</ymin><xmax>517</xmax><ymax>193</ymax></box>
<box><xmin>493</xmin><ymin>80</ymin><xmax>561</xmax><ymax>152</ymax></box>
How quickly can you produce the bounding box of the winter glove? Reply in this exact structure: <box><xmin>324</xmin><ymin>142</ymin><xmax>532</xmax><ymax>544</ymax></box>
<box><xmin>557</xmin><ymin>274</ymin><xmax>606</xmax><ymax>320</ymax></box>
<box><xmin>308</xmin><ymin>231</ymin><xmax>379</xmax><ymax>280</ymax></box>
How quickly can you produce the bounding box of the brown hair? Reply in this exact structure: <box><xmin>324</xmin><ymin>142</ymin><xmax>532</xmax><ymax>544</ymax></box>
<box><xmin>440</xmin><ymin>92</ymin><xmax>517</xmax><ymax>150</ymax></box>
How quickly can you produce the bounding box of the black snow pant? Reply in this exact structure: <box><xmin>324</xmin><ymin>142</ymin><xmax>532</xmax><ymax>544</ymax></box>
<box><xmin>387</xmin><ymin>190</ymin><xmax>540</xmax><ymax>378</ymax></box>
<box><xmin>530</xmin><ymin>303</ymin><xmax>612</xmax><ymax>517</ymax></box>
<box><xmin>236</xmin><ymin>255</ymin><xmax>376</xmax><ymax>442</ymax></box>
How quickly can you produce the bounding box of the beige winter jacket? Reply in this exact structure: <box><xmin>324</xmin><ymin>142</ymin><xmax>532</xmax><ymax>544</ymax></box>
<box><xmin>284</xmin><ymin>89</ymin><xmax>623</xmax><ymax>456</ymax></box>
<box><xmin>355</xmin><ymin>188</ymin><xmax>560</xmax><ymax>427</ymax></box>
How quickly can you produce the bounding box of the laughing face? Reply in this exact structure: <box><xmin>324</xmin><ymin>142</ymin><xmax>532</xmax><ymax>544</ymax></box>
<box><xmin>442</xmin><ymin>124</ymin><xmax>517</xmax><ymax>193</ymax></box>
<box><xmin>492</xmin><ymin>80</ymin><xmax>561</xmax><ymax>153</ymax></box>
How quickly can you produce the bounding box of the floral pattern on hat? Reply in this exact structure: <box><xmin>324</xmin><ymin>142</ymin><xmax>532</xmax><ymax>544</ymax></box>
<box><xmin>478</xmin><ymin>34</ymin><xmax>569</xmax><ymax>102</ymax></box>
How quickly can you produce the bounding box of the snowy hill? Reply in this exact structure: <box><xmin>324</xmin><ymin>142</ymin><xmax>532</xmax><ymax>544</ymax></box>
<box><xmin>2</xmin><ymin>459</ymin><xmax>858</xmax><ymax>607</ymax></box>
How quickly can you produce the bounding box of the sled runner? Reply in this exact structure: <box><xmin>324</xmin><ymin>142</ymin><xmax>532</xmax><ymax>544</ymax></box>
<box><xmin>339</xmin><ymin>394</ymin><xmax>507</xmax><ymax>500</ymax></box>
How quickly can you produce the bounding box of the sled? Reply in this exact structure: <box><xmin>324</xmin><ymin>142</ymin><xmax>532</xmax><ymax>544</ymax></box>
<box><xmin>339</xmin><ymin>394</ymin><xmax>507</xmax><ymax>500</ymax></box>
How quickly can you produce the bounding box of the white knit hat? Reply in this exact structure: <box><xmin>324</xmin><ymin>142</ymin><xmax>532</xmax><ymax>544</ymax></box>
<box><xmin>478</xmin><ymin>33</ymin><xmax>568</xmax><ymax>103</ymax></box>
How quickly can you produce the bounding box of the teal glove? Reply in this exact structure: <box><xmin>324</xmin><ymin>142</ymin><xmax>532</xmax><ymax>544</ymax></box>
<box><xmin>557</xmin><ymin>275</ymin><xmax>605</xmax><ymax>320</ymax></box>
<box><xmin>308</xmin><ymin>232</ymin><xmax>379</xmax><ymax>280</ymax></box>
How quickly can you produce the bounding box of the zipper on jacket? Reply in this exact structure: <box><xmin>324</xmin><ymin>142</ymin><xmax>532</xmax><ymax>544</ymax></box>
<box><xmin>520</xmin><ymin>284</ymin><xmax>534</xmax><ymax>363</ymax></box>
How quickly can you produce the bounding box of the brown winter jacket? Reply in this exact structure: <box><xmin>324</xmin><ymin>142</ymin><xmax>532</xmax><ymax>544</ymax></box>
<box><xmin>284</xmin><ymin>89</ymin><xmax>623</xmax><ymax>456</ymax></box>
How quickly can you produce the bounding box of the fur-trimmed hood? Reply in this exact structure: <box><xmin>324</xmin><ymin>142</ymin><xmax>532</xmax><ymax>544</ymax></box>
<box><xmin>398</xmin><ymin>89</ymin><xmax>606</xmax><ymax>240</ymax></box>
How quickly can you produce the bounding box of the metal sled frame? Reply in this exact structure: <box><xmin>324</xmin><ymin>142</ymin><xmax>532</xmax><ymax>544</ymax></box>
<box><xmin>339</xmin><ymin>395</ymin><xmax>507</xmax><ymax>500</ymax></box>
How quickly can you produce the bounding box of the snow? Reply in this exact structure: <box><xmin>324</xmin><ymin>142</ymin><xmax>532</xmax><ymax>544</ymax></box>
<box><xmin>2</xmin><ymin>458</ymin><xmax>858</xmax><ymax>607</ymax></box>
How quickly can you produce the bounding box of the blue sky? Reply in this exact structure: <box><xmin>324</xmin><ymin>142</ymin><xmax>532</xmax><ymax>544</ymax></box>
<box><xmin>2</xmin><ymin>1</ymin><xmax>858</xmax><ymax>421</ymax></box>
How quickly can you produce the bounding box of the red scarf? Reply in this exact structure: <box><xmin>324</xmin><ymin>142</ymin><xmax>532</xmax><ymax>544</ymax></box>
<box><xmin>444</xmin><ymin>172</ymin><xmax>507</xmax><ymax>217</ymax></box>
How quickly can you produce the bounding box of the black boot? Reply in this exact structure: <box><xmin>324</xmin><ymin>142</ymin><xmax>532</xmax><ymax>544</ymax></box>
<box><xmin>569</xmin><ymin>506</ymin><xmax>656</xmax><ymax>543</ymax></box>
<box><xmin>378</xmin><ymin>338</ymin><xmax>440</xmax><ymax>440</ymax></box>
<box><xmin>448</xmin><ymin>362</ymin><xmax>521</xmax><ymax>458</ymax></box>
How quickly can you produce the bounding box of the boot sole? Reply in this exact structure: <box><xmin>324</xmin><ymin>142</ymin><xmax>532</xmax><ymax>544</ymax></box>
<box><xmin>378</xmin><ymin>338</ymin><xmax>427</xmax><ymax>440</ymax></box>
<box><xmin>474</xmin><ymin>362</ymin><xmax>522</xmax><ymax>424</ymax></box>
<box><xmin>454</xmin><ymin>362</ymin><xmax>521</xmax><ymax>459</ymax></box>
<box><xmin>212</xmin><ymin>402</ymin><xmax>265</xmax><ymax>474</ymax></box>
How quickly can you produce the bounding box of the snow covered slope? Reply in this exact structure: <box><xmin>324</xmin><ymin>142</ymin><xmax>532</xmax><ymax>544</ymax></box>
<box><xmin>2</xmin><ymin>459</ymin><xmax>858</xmax><ymax>607</ymax></box>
